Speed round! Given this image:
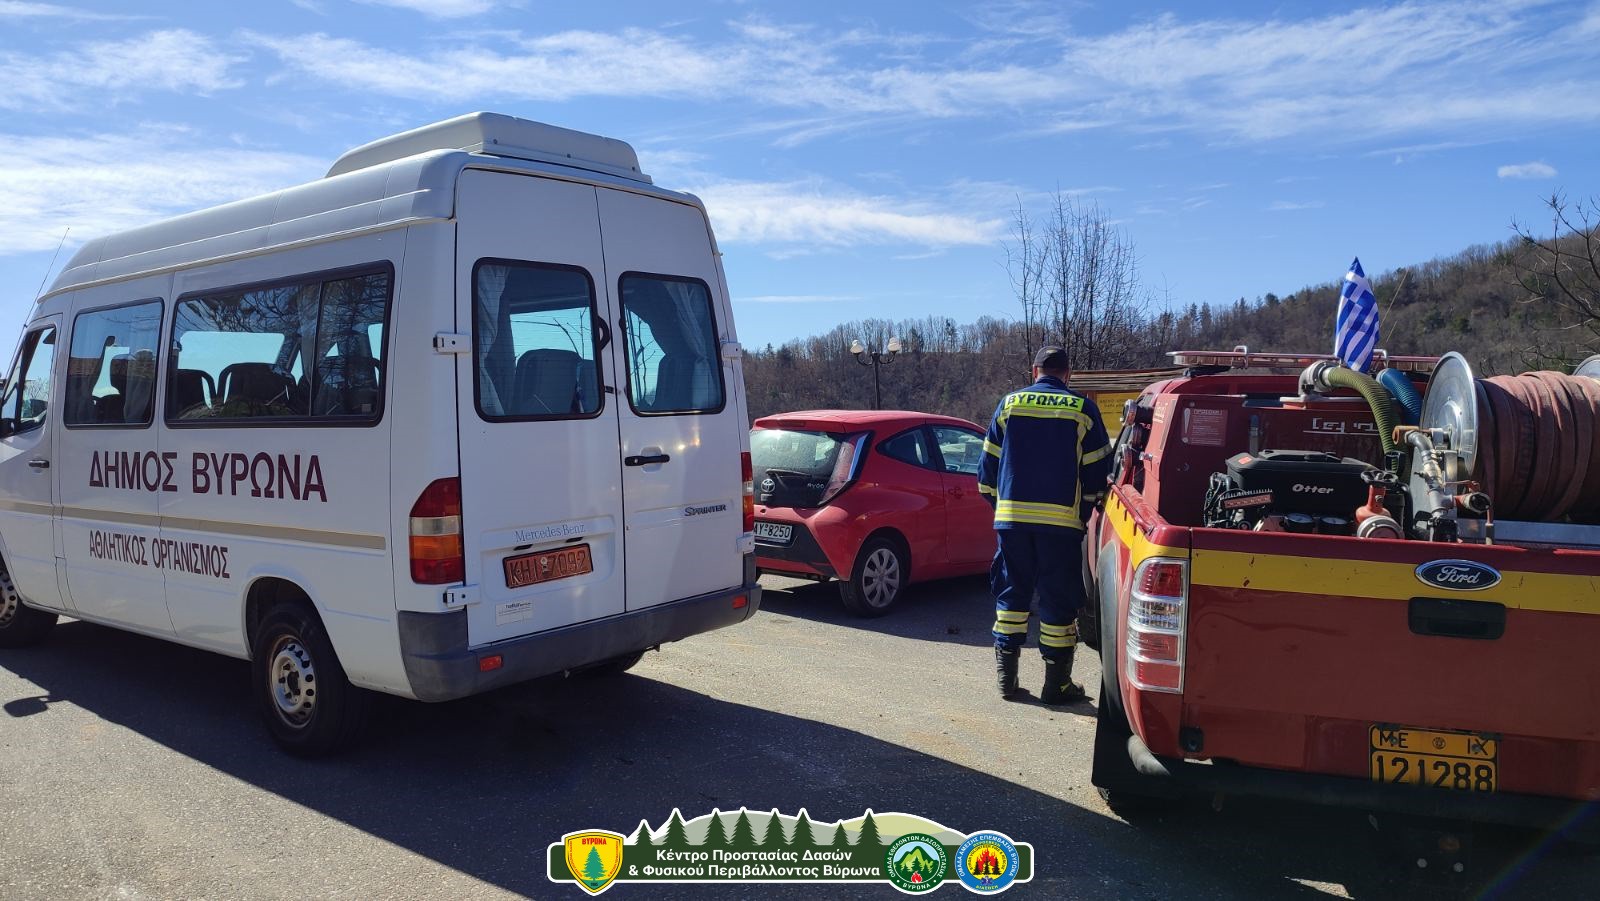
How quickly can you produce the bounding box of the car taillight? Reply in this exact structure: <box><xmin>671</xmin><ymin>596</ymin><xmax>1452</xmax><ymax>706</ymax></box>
<box><xmin>1126</xmin><ymin>557</ymin><xmax>1187</xmax><ymax>693</ymax></box>
<box><xmin>741</xmin><ymin>451</ymin><xmax>755</xmax><ymax>532</ymax></box>
<box><xmin>410</xmin><ymin>477</ymin><xmax>464</xmax><ymax>584</ymax></box>
<box><xmin>817</xmin><ymin>433</ymin><xmax>867</xmax><ymax>506</ymax></box>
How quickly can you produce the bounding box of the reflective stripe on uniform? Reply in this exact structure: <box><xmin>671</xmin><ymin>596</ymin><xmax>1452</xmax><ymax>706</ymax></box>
<box><xmin>978</xmin><ymin>482</ymin><xmax>998</xmax><ymax>496</ymax></box>
<box><xmin>1039</xmin><ymin>622</ymin><xmax>1078</xmax><ymax>648</ymax></box>
<box><xmin>982</xmin><ymin>439</ymin><xmax>1002</xmax><ymax>458</ymax></box>
<box><xmin>1082</xmin><ymin>443</ymin><xmax>1112</xmax><ymax>465</ymax></box>
<box><xmin>994</xmin><ymin>499</ymin><xmax>1083</xmax><ymax>529</ymax></box>
<box><xmin>993</xmin><ymin>608</ymin><xmax>1030</xmax><ymax>634</ymax></box>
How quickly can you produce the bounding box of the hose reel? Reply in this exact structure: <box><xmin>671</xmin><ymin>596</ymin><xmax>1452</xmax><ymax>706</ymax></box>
<box><xmin>1409</xmin><ymin>352</ymin><xmax>1600</xmax><ymax>540</ymax></box>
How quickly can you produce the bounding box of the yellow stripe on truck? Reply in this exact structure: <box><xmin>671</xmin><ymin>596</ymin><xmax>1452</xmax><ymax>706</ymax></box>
<box><xmin>1102</xmin><ymin>493</ymin><xmax>1598</xmax><ymax>615</ymax></box>
<box><xmin>1190</xmin><ymin>549</ymin><xmax>1600</xmax><ymax>615</ymax></box>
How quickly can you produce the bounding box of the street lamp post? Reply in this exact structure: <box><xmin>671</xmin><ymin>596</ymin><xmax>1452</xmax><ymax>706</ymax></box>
<box><xmin>850</xmin><ymin>337</ymin><xmax>902</xmax><ymax>410</ymax></box>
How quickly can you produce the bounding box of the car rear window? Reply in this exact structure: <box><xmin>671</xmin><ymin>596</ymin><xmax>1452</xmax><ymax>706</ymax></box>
<box><xmin>752</xmin><ymin>428</ymin><xmax>847</xmax><ymax>507</ymax></box>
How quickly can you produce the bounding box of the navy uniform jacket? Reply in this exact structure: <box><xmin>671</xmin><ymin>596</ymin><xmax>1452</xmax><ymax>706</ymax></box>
<box><xmin>977</xmin><ymin>375</ymin><xmax>1113</xmax><ymax>532</ymax></box>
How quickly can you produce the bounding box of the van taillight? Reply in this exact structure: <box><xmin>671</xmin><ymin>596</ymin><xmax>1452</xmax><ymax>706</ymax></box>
<box><xmin>741</xmin><ymin>452</ymin><xmax>755</xmax><ymax>532</ymax></box>
<box><xmin>410</xmin><ymin>477</ymin><xmax>464</xmax><ymax>584</ymax></box>
<box><xmin>1126</xmin><ymin>557</ymin><xmax>1187</xmax><ymax>693</ymax></box>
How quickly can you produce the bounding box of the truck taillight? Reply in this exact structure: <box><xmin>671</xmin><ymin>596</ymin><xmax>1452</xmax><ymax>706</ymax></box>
<box><xmin>1127</xmin><ymin>557</ymin><xmax>1187</xmax><ymax>693</ymax></box>
<box><xmin>410</xmin><ymin>477</ymin><xmax>464</xmax><ymax>584</ymax></box>
<box><xmin>741</xmin><ymin>451</ymin><xmax>755</xmax><ymax>533</ymax></box>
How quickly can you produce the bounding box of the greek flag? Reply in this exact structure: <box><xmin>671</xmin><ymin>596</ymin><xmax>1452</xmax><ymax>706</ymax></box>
<box><xmin>1335</xmin><ymin>257</ymin><xmax>1380</xmax><ymax>372</ymax></box>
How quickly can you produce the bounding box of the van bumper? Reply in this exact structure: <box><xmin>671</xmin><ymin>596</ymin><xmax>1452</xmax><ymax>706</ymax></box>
<box><xmin>1122</xmin><ymin>733</ymin><xmax>1600</xmax><ymax>842</ymax></box>
<box><xmin>396</xmin><ymin>581</ymin><xmax>761</xmax><ymax>702</ymax></box>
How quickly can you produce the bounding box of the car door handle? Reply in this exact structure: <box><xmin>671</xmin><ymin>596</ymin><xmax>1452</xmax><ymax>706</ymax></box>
<box><xmin>625</xmin><ymin>454</ymin><xmax>671</xmax><ymax>467</ymax></box>
<box><xmin>27</xmin><ymin>459</ymin><xmax>49</xmax><ymax>470</ymax></box>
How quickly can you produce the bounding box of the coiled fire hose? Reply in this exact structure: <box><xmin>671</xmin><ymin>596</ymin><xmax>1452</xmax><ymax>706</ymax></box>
<box><xmin>1474</xmin><ymin>372</ymin><xmax>1600</xmax><ymax>522</ymax></box>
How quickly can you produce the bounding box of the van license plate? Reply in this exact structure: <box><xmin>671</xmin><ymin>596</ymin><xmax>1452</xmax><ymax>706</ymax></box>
<box><xmin>754</xmin><ymin>522</ymin><xmax>793</xmax><ymax>545</ymax></box>
<box><xmin>504</xmin><ymin>544</ymin><xmax>593</xmax><ymax>589</ymax></box>
<box><xmin>1369</xmin><ymin>725</ymin><xmax>1497</xmax><ymax>792</ymax></box>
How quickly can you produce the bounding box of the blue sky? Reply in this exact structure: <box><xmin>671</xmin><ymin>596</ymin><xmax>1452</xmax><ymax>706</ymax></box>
<box><xmin>2</xmin><ymin>0</ymin><xmax>1597</xmax><ymax>352</ymax></box>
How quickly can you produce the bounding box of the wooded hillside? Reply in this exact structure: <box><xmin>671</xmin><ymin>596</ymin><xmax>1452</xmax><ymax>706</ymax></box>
<box><xmin>741</xmin><ymin>197</ymin><xmax>1600</xmax><ymax>427</ymax></box>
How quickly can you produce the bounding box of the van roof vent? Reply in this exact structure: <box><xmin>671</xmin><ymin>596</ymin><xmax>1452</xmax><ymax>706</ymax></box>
<box><xmin>325</xmin><ymin>111</ymin><xmax>651</xmax><ymax>184</ymax></box>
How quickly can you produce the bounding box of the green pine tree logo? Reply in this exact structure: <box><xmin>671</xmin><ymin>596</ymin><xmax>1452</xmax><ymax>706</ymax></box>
<box><xmin>581</xmin><ymin>847</ymin><xmax>606</xmax><ymax>890</ymax></box>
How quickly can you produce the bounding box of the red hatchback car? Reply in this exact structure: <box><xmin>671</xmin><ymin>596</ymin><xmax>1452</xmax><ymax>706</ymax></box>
<box><xmin>751</xmin><ymin>410</ymin><xmax>997</xmax><ymax>616</ymax></box>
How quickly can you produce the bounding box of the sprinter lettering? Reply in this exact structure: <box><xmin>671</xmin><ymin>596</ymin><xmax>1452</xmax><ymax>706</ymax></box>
<box><xmin>185</xmin><ymin>452</ymin><xmax>328</xmax><ymax>502</ymax></box>
<box><xmin>88</xmin><ymin>451</ymin><xmax>179</xmax><ymax>493</ymax></box>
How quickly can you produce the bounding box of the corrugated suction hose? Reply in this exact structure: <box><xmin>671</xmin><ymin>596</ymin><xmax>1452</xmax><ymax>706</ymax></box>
<box><xmin>1308</xmin><ymin>363</ymin><xmax>1400</xmax><ymax>460</ymax></box>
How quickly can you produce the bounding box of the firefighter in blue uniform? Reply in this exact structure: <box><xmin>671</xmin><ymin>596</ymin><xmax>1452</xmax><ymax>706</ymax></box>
<box><xmin>978</xmin><ymin>346</ymin><xmax>1113</xmax><ymax>703</ymax></box>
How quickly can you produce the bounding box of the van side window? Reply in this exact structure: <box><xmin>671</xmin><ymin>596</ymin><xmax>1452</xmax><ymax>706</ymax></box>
<box><xmin>618</xmin><ymin>273</ymin><xmax>724</xmax><ymax>415</ymax></box>
<box><xmin>168</xmin><ymin>268</ymin><xmax>390</xmax><ymax>424</ymax></box>
<box><xmin>1</xmin><ymin>326</ymin><xmax>56</xmax><ymax>433</ymax></box>
<box><xmin>65</xmin><ymin>300</ymin><xmax>163</xmax><ymax>428</ymax></box>
<box><xmin>473</xmin><ymin>260</ymin><xmax>602</xmax><ymax>420</ymax></box>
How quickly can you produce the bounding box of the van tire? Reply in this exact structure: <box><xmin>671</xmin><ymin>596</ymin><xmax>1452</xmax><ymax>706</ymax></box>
<box><xmin>252</xmin><ymin>602</ymin><xmax>370</xmax><ymax>757</ymax></box>
<box><xmin>0</xmin><ymin>565</ymin><xmax>56</xmax><ymax>649</ymax></box>
<box><xmin>839</xmin><ymin>536</ymin><xmax>906</xmax><ymax>618</ymax></box>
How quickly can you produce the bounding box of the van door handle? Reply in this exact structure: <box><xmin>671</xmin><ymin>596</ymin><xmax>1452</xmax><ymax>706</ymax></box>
<box><xmin>625</xmin><ymin>454</ymin><xmax>671</xmax><ymax>467</ymax></box>
<box><xmin>27</xmin><ymin>459</ymin><xmax>49</xmax><ymax>469</ymax></box>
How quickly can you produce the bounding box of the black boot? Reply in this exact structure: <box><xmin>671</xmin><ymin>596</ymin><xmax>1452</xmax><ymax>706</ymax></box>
<box><xmin>995</xmin><ymin>647</ymin><xmax>1026</xmax><ymax>700</ymax></box>
<box><xmin>1040</xmin><ymin>648</ymin><xmax>1086</xmax><ymax>705</ymax></box>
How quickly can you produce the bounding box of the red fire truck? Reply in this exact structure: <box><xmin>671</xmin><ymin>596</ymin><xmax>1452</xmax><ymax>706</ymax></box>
<box><xmin>1084</xmin><ymin>349</ymin><xmax>1600</xmax><ymax>859</ymax></box>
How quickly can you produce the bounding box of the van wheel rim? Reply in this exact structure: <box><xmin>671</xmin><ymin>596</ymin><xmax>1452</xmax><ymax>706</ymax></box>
<box><xmin>861</xmin><ymin>548</ymin><xmax>901</xmax><ymax>607</ymax></box>
<box><xmin>0</xmin><ymin>569</ymin><xmax>17</xmax><ymax>627</ymax></box>
<box><xmin>269</xmin><ymin>637</ymin><xmax>318</xmax><ymax>727</ymax></box>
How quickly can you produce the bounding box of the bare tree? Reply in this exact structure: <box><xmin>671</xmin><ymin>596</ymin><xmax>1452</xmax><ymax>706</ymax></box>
<box><xmin>1512</xmin><ymin>193</ymin><xmax>1600</xmax><ymax>368</ymax></box>
<box><xmin>1006</xmin><ymin>190</ymin><xmax>1148</xmax><ymax>370</ymax></box>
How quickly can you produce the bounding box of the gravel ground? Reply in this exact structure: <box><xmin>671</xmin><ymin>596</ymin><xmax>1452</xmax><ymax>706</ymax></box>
<box><xmin>1</xmin><ymin>574</ymin><xmax>1594</xmax><ymax>899</ymax></box>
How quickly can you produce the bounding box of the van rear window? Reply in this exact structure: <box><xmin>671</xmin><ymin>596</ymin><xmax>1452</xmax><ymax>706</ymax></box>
<box><xmin>472</xmin><ymin>260</ymin><xmax>603</xmax><ymax>420</ymax></box>
<box><xmin>168</xmin><ymin>267</ymin><xmax>390</xmax><ymax>424</ymax></box>
<box><xmin>619</xmin><ymin>273</ymin><xmax>723</xmax><ymax>415</ymax></box>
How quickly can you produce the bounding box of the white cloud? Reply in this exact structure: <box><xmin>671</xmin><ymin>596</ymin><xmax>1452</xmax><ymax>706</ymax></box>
<box><xmin>0</xmin><ymin>30</ymin><xmax>242</xmax><ymax>110</ymax></box>
<box><xmin>1497</xmin><ymin>161</ymin><xmax>1557</xmax><ymax>179</ymax></box>
<box><xmin>0</xmin><ymin>126</ymin><xmax>323</xmax><ymax>255</ymax></box>
<box><xmin>0</xmin><ymin>1</ymin><xmax>136</xmax><ymax>18</ymax></box>
<box><xmin>352</xmin><ymin>0</ymin><xmax>506</xmax><ymax>19</ymax></box>
<box><xmin>1267</xmin><ymin>200</ymin><xmax>1325</xmax><ymax>211</ymax></box>
<box><xmin>245</xmin><ymin>2</ymin><xmax>1600</xmax><ymax>147</ymax></box>
<box><xmin>689</xmin><ymin>179</ymin><xmax>1003</xmax><ymax>249</ymax></box>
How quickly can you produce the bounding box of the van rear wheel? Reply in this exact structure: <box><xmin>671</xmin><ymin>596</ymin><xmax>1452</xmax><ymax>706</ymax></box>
<box><xmin>252</xmin><ymin>602</ymin><xmax>370</xmax><ymax>757</ymax></box>
<box><xmin>0</xmin><ymin>565</ymin><xmax>57</xmax><ymax>649</ymax></box>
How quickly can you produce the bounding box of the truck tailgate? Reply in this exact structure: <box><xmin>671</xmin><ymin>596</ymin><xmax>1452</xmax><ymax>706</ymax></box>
<box><xmin>1183</xmin><ymin>528</ymin><xmax>1600</xmax><ymax>800</ymax></box>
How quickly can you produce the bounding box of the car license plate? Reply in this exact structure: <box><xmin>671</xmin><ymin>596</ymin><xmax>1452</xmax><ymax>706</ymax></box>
<box><xmin>754</xmin><ymin>521</ymin><xmax>793</xmax><ymax>545</ymax></box>
<box><xmin>504</xmin><ymin>544</ymin><xmax>593</xmax><ymax>589</ymax></box>
<box><xmin>1369</xmin><ymin>725</ymin><xmax>1497</xmax><ymax>792</ymax></box>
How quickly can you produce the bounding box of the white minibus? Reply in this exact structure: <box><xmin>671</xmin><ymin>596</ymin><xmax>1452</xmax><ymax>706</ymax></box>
<box><xmin>0</xmin><ymin>113</ymin><xmax>761</xmax><ymax>755</ymax></box>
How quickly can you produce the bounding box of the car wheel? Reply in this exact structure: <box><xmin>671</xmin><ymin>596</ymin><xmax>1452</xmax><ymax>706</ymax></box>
<box><xmin>839</xmin><ymin>537</ymin><xmax>906</xmax><ymax>618</ymax></box>
<box><xmin>252</xmin><ymin>601</ymin><xmax>370</xmax><ymax>757</ymax></box>
<box><xmin>0</xmin><ymin>563</ymin><xmax>57</xmax><ymax>649</ymax></box>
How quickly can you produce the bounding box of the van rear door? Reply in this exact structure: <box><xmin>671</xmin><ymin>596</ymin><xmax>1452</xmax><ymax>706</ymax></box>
<box><xmin>596</xmin><ymin>188</ymin><xmax>744</xmax><ymax>610</ymax></box>
<box><xmin>454</xmin><ymin>170</ymin><xmax>627</xmax><ymax>646</ymax></box>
